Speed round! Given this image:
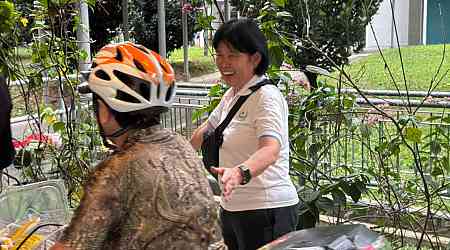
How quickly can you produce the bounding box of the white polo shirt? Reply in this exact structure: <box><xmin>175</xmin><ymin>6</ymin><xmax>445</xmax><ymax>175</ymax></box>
<box><xmin>208</xmin><ymin>75</ymin><xmax>299</xmax><ymax>211</ymax></box>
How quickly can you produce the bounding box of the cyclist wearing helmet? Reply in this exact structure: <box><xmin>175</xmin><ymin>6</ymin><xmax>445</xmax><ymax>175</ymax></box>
<box><xmin>50</xmin><ymin>42</ymin><xmax>222</xmax><ymax>250</ymax></box>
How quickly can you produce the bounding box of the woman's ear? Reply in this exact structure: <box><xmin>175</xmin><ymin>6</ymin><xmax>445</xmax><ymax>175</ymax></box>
<box><xmin>252</xmin><ymin>52</ymin><xmax>262</xmax><ymax>71</ymax></box>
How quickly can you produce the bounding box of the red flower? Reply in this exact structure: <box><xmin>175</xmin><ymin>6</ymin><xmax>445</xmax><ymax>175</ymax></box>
<box><xmin>182</xmin><ymin>3</ymin><xmax>194</xmax><ymax>14</ymax></box>
<box><xmin>12</xmin><ymin>133</ymin><xmax>53</xmax><ymax>150</ymax></box>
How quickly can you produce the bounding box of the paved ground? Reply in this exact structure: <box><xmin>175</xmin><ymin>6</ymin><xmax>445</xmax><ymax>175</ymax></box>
<box><xmin>178</xmin><ymin>72</ymin><xmax>221</xmax><ymax>86</ymax></box>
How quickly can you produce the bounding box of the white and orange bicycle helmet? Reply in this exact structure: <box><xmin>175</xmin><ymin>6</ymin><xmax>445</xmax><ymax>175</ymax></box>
<box><xmin>80</xmin><ymin>42</ymin><xmax>176</xmax><ymax>113</ymax></box>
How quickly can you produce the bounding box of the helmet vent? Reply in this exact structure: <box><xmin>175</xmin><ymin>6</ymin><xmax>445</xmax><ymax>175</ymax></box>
<box><xmin>156</xmin><ymin>82</ymin><xmax>161</xmax><ymax>98</ymax></box>
<box><xmin>114</xmin><ymin>70</ymin><xmax>151</xmax><ymax>101</ymax></box>
<box><xmin>166</xmin><ymin>84</ymin><xmax>174</xmax><ymax>102</ymax></box>
<box><xmin>134</xmin><ymin>59</ymin><xmax>147</xmax><ymax>73</ymax></box>
<box><xmin>95</xmin><ymin>69</ymin><xmax>111</xmax><ymax>81</ymax></box>
<box><xmin>139</xmin><ymin>82</ymin><xmax>151</xmax><ymax>100</ymax></box>
<box><xmin>116</xmin><ymin>90</ymin><xmax>141</xmax><ymax>104</ymax></box>
<box><xmin>116</xmin><ymin>49</ymin><xmax>123</xmax><ymax>61</ymax></box>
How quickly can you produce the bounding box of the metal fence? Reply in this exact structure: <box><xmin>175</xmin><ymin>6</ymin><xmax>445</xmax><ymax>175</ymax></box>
<box><xmin>316</xmin><ymin>108</ymin><xmax>450</xmax><ymax>175</ymax></box>
<box><xmin>161</xmin><ymin>96</ymin><xmax>210</xmax><ymax>139</ymax></box>
<box><xmin>164</xmin><ymin>90</ymin><xmax>450</xmax><ymax>199</ymax></box>
<box><xmin>9</xmin><ymin>88</ymin><xmax>450</xmax><ymax>188</ymax></box>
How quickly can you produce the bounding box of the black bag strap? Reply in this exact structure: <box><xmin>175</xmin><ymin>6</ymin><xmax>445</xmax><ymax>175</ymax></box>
<box><xmin>215</xmin><ymin>79</ymin><xmax>274</xmax><ymax>135</ymax></box>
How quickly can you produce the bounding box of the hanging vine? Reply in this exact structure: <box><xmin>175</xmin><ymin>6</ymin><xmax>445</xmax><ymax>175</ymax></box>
<box><xmin>1</xmin><ymin>0</ymin><xmax>104</xmax><ymax>206</ymax></box>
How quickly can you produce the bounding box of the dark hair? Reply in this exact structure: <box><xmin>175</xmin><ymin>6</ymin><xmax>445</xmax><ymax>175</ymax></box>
<box><xmin>112</xmin><ymin>108</ymin><xmax>163</xmax><ymax>129</ymax></box>
<box><xmin>93</xmin><ymin>97</ymin><xmax>164</xmax><ymax>132</ymax></box>
<box><xmin>213</xmin><ymin>18</ymin><xmax>269</xmax><ymax>76</ymax></box>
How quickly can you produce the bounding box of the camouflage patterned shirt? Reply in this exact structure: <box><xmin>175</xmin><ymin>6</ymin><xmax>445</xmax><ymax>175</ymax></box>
<box><xmin>60</xmin><ymin>126</ymin><xmax>222</xmax><ymax>250</ymax></box>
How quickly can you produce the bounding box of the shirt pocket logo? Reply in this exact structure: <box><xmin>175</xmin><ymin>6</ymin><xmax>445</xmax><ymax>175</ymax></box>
<box><xmin>237</xmin><ymin>110</ymin><xmax>248</xmax><ymax>121</ymax></box>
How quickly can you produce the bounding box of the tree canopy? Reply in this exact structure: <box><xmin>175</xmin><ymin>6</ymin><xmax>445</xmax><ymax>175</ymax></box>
<box><xmin>90</xmin><ymin>0</ymin><xmax>200</xmax><ymax>55</ymax></box>
<box><xmin>231</xmin><ymin>0</ymin><xmax>383</xmax><ymax>86</ymax></box>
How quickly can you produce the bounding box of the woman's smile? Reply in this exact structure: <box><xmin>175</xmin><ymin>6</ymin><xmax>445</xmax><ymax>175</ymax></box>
<box><xmin>221</xmin><ymin>70</ymin><xmax>235</xmax><ymax>76</ymax></box>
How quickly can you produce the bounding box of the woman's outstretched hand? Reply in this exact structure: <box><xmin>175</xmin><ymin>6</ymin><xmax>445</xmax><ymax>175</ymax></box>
<box><xmin>211</xmin><ymin>167</ymin><xmax>243</xmax><ymax>202</ymax></box>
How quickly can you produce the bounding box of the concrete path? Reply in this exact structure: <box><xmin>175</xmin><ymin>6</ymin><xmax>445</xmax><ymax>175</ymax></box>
<box><xmin>177</xmin><ymin>72</ymin><xmax>221</xmax><ymax>86</ymax></box>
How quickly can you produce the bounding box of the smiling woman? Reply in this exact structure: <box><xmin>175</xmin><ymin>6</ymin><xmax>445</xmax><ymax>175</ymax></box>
<box><xmin>190</xmin><ymin>18</ymin><xmax>299</xmax><ymax>250</ymax></box>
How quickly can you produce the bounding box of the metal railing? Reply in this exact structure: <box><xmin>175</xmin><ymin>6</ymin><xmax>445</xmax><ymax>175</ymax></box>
<box><xmin>9</xmin><ymin>87</ymin><xmax>450</xmax><ymax>186</ymax></box>
<box><xmin>169</xmin><ymin>87</ymin><xmax>450</xmax><ymax>196</ymax></box>
<box><xmin>161</xmin><ymin>96</ymin><xmax>210</xmax><ymax>139</ymax></box>
<box><xmin>316</xmin><ymin>108</ymin><xmax>450</xmax><ymax>175</ymax></box>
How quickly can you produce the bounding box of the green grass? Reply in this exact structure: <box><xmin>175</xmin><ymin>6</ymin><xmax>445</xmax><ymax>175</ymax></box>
<box><xmin>168</xmin><ymin>46</ymin><xmax>217</xmax><ymax>80</ymax></box>
<box><xmin>329</xmin><ymin>44</ymin><xmax>450</xmax><ymax>91</ymax></box>
<box><xmin>168</xmin><ymin>46</ymin><xmax>213</xmax><ymax>62</ymax></box>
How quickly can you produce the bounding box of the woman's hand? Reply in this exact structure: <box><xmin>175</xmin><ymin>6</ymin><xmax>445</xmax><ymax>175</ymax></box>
<box><xmin>211</xmin><ymin>167</ymin><xmax>242</xmax><ymax>201</ymax></box>
<box><xmin>211</xmin><ymin>137</ymin><xmax>281</xmax><ymax>201</ymax></box>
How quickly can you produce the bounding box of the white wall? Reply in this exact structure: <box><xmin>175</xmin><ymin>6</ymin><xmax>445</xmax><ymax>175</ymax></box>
<box><xmin>365</xmin><ymin>0</ymin><xmax>410</xmax><ymax>50</ymax></box>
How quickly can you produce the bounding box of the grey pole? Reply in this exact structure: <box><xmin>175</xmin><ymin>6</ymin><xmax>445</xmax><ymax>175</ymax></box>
<box><xmin>203</xmin><ymin>30</ymin><xmax>208</xmax><ymax>56</ymax></box>
<box><xmin>182</xmin><ymin>0</ymin><xmax>190</xmax><ymax>81</ymax></box>
<box><xmin>77</xmin><ymin>0</ymin><xmax>91</xmax><ymax>73</ymax></box>
<box><xmin>123</xmin><ymin>0</ymin><xmax>129</xmax><ymax>41</ymax></box>
<box><xmin>158</xmin><ymin>0</ymin><xmax>167</xmax><ymax>58</ymax></box>
<box><xmin>203</xmin><ymin>5</ymin><xmax>209</xmax><ymax>56</ymax></box>
<box><xmin>390</xmin><ymin>0</ymin><xmax>396</xmax><ymax>48</ymax></box>
<box><xmin>224</xmin><ymin>0</ymin><xmax>230</xmax><ymax>21</ymax></box>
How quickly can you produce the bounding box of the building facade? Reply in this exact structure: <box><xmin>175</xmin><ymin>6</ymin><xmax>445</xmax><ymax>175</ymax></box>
<box><xmin>365</xmin><ymin>0</ymin><xmax>450</xmax><ymax>50</ymax></box>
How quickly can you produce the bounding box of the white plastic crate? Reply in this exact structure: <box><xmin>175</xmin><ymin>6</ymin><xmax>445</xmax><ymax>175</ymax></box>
<box><xmin>0</xmin><ymin>179</ymin><xmax>70</xmax><ymax>249</ymax></box>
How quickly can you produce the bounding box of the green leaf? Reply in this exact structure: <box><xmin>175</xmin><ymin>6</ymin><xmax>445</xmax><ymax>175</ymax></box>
<box><xmin>431</xmin><ymin>165</ymin><xmax>444</xmax><ymax>177</ymax></box>
<box><xmin>272</xmin><ymin>0</ymin><xmax>285</xmax><ymax>7</ymax></box>
<box><xmin>279</xmin><ymin>36</ymin><xmax>293</xmax><ymax>48</ymax></box>
<box><xmin>303</xmin><ymin>190</ymin><xmax>321</xmax><ymax>203</ymax></box>
<box><xmin>196</xmin><ymin>14</ymin><xmax>215</xmax><ymax>30</ymax></box>
<box><xmin>342</xmin><ymin>96</ymin><xmax>355</xmax><ymax>109</ymax></box>
<box><xmin>331</xmin><ymin>189</ymin><xmax>346</xmax><ymax>206</ymax></box>
<box><xmin>404</xmin><ymin>127</ymin><xmax>422</xmax><ymax>143</ymax></box>
<box><xmin>276</xmin><ymin>11</ymin><xmax>291</xmax><ymax>18</ymax></box>
<box><xmin>340</xmin><ymin>178</ymin><xmax>366</xmax><ymax>203</ymax></box>
<box><xmin>348</xmin><ymin>182</ymin><xmax>364</xmax><ymax>202</ymax></box>
<box><xmin>52</xmin><ymin>121</ymin><xmax>65</xmax><ymax>132</ymax></box>
<box><xmin>375</xmin><ymin>141</ymin><xmax>389</xmax><ymax>154</ymax></box>
<box><xmin>208</xmin><ymin>84</ymin><xmax>224</xmax><ymax>97</ymax></box>
<box><xmin>442</xmin><ymin>156</ymin><xmax>450</xmax><ymax>172</ymax></box>
<box><xmin>79</xmin><ymin>49</ymin><xmax>88</xmax><ymax>61</ymax></box>
<box><xmin>268</xmin><ymin>43</ymin><xmax>284</xmax><ymax>68</ymax></box>
<box><xmin>398</xmin><ymin>115</ymin><xmax>410</xmax><ymax>126</ymax></box>
<box><xmin>430</xmin><ymin>141</ymin><xmax>441</xmax><ymax>155</ymax></box>
<box><xmin>388</xmin><ymin>139</ymin><xmax>401</xmax><ymax>156</ymax></box>
<box><xmin>316</xmin><ymin>197</ymin><xmax>334</xmax><ymax>211</ymax></box>
<box><xmin>86</xmin><ymin>0</ymin><xmax>96</xmax><ymax>7</ymax></box>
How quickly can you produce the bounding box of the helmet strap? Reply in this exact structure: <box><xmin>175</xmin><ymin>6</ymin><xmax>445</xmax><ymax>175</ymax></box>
<box><xmin>104</xmin><ymin>126</ymin><xmax>130</xmax><ymax>138</ymax></box>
